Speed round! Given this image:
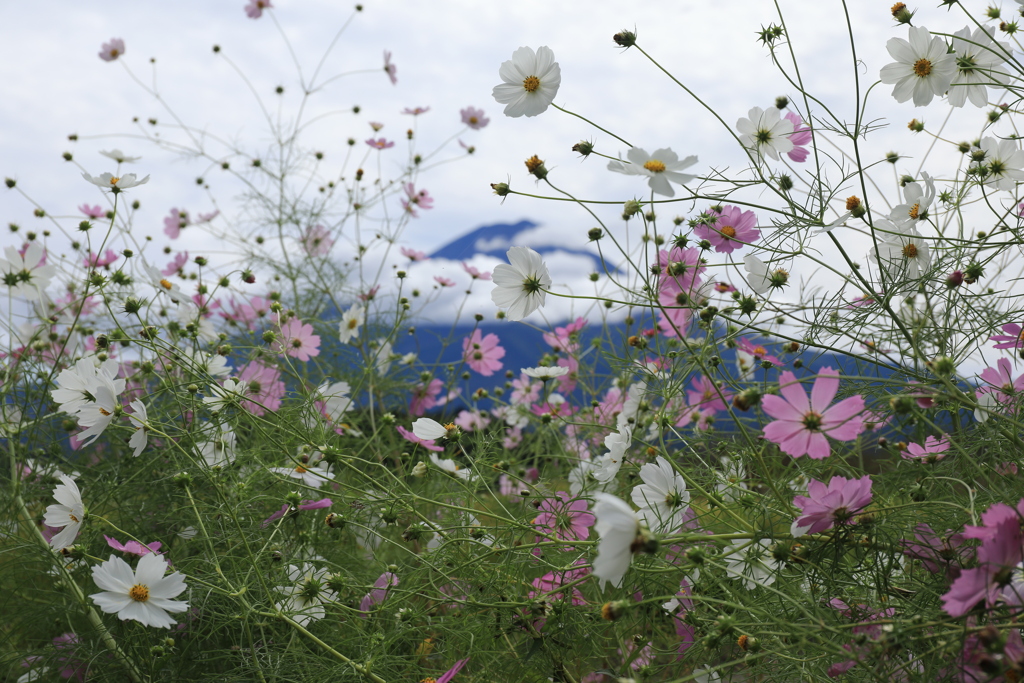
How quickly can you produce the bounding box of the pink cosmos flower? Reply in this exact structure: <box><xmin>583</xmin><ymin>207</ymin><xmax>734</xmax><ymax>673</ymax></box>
<box><xmin>301</xmin><ymin>224</ymin><xmax>334</xmax><ymax>257</ymax></box>
<box><xmin>244</xmin><ymin>0</ymin><xmax>272</xmax><ymax>18</ymax></box>
<box><xmin>460</xmin><ymin>106</ymin><xmax>490</xmax><ymax>129</ymax></box>
<box><xmin>98</xmin><ymin>38</ymin><xmax>125</xmax><ymax>62</ymax></box>
<box><xmin>693</xmin><ymin>205</ymin><xmax>760</xmax><ymax>254</ymax></box>
<box><xmin>79</xmin><ymin>204</ymin><xmax>105</xmax><ymax>219</ymax></box>
<box><xmin>359</xmin><ymin>572</ymin><xmax>398</xmax><ymax>616</ymax></box>
<box><xmin>901</xmin><ymin>523</ymin><xmax>967</xmax><ymax>576</ymax></box>
<box><xmin>991</xmin><ymin>322</ymin><xmax>1024</xmax><ymax>351</ymax></box>
<box><xmin>237</xmin><ymin>361</ymin><xmax>285</xmax><ymax>415</ymax></box>
<box><xmin>543</xmin><ymin>317</ymin><xmax>587</xmax><ymax>354</ymax></box>
<box><xmin>359</xmin><ymin>285</ymin><xmax>380</xmax><ymax>301</ymax></box>
<box><xmin>366</xmin><ymin>138</ymin><xmax>394</xmax><ymax>150</ymax></box>
<box><xmin>435</xmin><ymin>659</ymin><xmax>469</xmax><ymax>683</ymax></box>
<box><xmin>686</xmin><ymin>374</ymin><xmax>732</xmax><ymax>413</ymax></box>
<box><xmin>261</xmin><ymin>498</ymin><xmax>332</xmax><ymax>527</ymax></box>
<box><xmin>761</xmin><ymin>368</ymin><xmax>865</xmax><ymax>459</ymax></box>
<box><xmin>454</xmin><ymin>409</ymin><xmax>490</xmax><ymax>432</ymax></box>
<box><xmin>902</xmin><ymin>435</ymin><xmax>950</xmax><ymax>462</ymax></box>
<box><xmin>942</xmin><ymin>500</ymin><xmax>1024</xmax><ymax>616</ymax></box>
<box><xmin>656</xmin><ymin>246</ymin><xmax>707</xmax><ymax>338</ymax></box>
<box><xmin>84</xmin><ymin>249</ymin><xmax>119</xmax><ymax>270</ymax></box>
<box><xmin>736</xmin><ymin>337</ymin><xmax>783</xmax><ymax>367</ymax></box>
<box><xmin>977</xmin><ymin>357</ymin><xmax>1024</xmax><ymax>410</ymax></box>
<box><xmin>510</xmin><ymin>374</ymin><xmax>541</xmax><ymax>406</ymax></box>
<box><xmin>396</xmin><ymin>425</ymin><xmax>443</xmax><ymax>452</ymax></box>
<box><xmin>401</xmin><ymin>247</ymin><xmax>428</xmax><ymax>261</ymax></box>
<box><xmin>274</xmin><ymin>318</ymin><xmax>321</xmax><ymax>361</ymax></box>
<box><xmin>402</xmin><ymin>106</ymin><xmax>430</xmax><ymax>115</ymax></box>
<box><xmin>790</xmin><ymin>475</ymin><xmax>872</xmax><ymax>536</ymax></box>
<box><xmin>529</xmin><ymin>559</ymin><xmax>589</xmax><ymax>605</ymax></box>
<box><xmin>161</xmin><ymin>252</ymin><xmax>188</xmax><ymax>277</ymax></box>
<box><xmin>163</xmin><ymin>208</ymin><xmax>189</xmax><ymax>239</ymax></box>
<box><xmin>462</xmin><ymin>330</ymin><xmax>505</xmax><ymax>376</ymax></box>
<box><xmin>462</xmin><ymin>262</ymin><xmax>491</xmax><ymax>280</ymax></box>
<box><xmin>196</xmin><ymin>210</ymin><xmax>219</xmax><ymax>223</ymax></box>
<box><xmin>502</xmin><ymin>426</ymin><xmax>522</xmax><ymax>449</ymax></box>
<box><xmin>533</xmin><ymin>492</ymin><xmax>595</xmax><ymax>542</ymax></box>
<box><xmin>401</xmin><ymin>183</ymin><xmax>434</xmax><ymax>217</ymax></box>
<box><xmin>434</xmin><ymin>276</ymin><xmax>456</xmax><ymax>287</ymax></box>
<box><xmin>410</xmin><ymin>378</ymin><xmax>444</xmax><ymax>417</ymax></box>
<box><xmin>222</xmin><ymin>296</ymin><xmax>271</xmax><ymax>330</ymax></box>
<box><xmin>104</xmin><ymin>535</ymin><xmax>162</xmax><ymax>557</ymax></box>
<box><xmin>714</xmin><ymin>282</ymin><xmax>737</xmax><ymax>293</ymax></box>
<box><xmin>383</xmin><ymin>50</ymin><xmax>397</xmax><ymax>85</ymax></box>
<box><xmin>784</xmin><ymin>112</ymin><xmax>812</xmax><ymax>162</ymax></box>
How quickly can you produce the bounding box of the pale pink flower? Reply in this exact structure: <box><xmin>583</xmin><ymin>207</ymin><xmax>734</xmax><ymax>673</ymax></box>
<box><xmin>693</xmin><ymin>205</ymin><xmax>760</xmax><ymax>254</ymax></box>
<box><xmin>104</xmin><ymin>535</ymin><xmax>162</xmax><ymax>557</ymax></box>
<box><xmin>98</xmin><ymin>38</ymin><xmax>125</xmax><ymax>62</ymax></box>
<box><xmin>160</xmin><ymin>252</ymin><xmax>188</xmax><ymax>277</ymax></box>
<box><xmin>462</xmin><ymin>263</ymin><xmax>491</xmax><ymax>280</ymax></box>
<box><xmin>686</xmin><ymin>374</ymin><xmax>731</xmax><ymax>413</ymax></box>
<box><xmin>401</xmin><ymin>247</ymin><xmax>428</xmax><ymax>261</ymax></box>
<box><xmin>300</xmin><ymin>224</ymin><xmax>334</xmax><ymax>257</ymax></box>
<box><xmin>366</xmin><ymin>137</ymin><xmax>394</xmax><ymax>150</ymax></box>
<box><xmin>274</xmin><ymin>318</ymin><xmax>321</xmax><ymax>362</ymax></box>
<box><xmin>736</xmin><ymin>337</ymin><xmax>783</xmax><ymax>367</ymax></box>
<box><xmin>990</xmin><ymin>322</ymin><xmax>1024</xmax><ymax>350</ymax></box>
<box><xmin>510</xmin><ymin>374</ymin><xmax>541</xmax><ymax>406</ymax></box>
<box><xmin>534</xmin><ymin>492</ymin><xmax>595</xmax><ymax>542</ymax></box>
<box><xmin>79</xmin><ymin>204</ymin><xmax>105</xmax><ymax>219</ymax></box>
<box><xmin>162</xmin><ymin>208</ymin><xmax>189</xmax><ymax>239</ymax></box>
<box><xmin>543</xmin><ymin>317</ymin><xmax>586</xmax><ymax>354</ymax></box>
<box><xmin>434</xmin><ymin>276</ymin><xmax>456</xmax><ymax>287</ymax></box>
<box><xmin>396</xmin><ymin>425</ymin><xmax>443</xmax><ymax>452</ymax></box>
<box><xmin>383</xmin><ymin>50</ymin><xmax>397</xmax><ymax>85</ymax></box>
<box><xmin>761</xmin><ymin>368</ymin><xmax>865</xmax><ymax>459</ymax></box>
<box><xmin>454</xmin><ymin>409</ymin><xmax>490</xmax><ymax>432</ymax></box>
<box><xmin>401</xmin><ymin>106</ymin><xmax>430</xmax><ymax>115</ymax></box>
<box><xmin>977</xmin><ymin>357</ymin><xmax>1024</xmax><ymax>411</ymax></box>
<box><xmin>401</xmin><ymin>183</ymin><xmax>434</xmax><ymax>217</ymax></box>
<box><xmin>790</xmin><ymin>475</ymin><xmax>872</xmax><ymax>536</ymax></box>
<box><xmin>237</xmin><ymin>361</ymin><xmax>285</xmax><ymax>415</ymax></box>
<box><xmin>221</xmin><ymin>296</ymin><xmax>271</xmax><ymax>330</ymax></box>
<box><xmin>359</xmin><ymin>572</ymin><xmax>398</xmax><ymax>615</ymax></box>
<box><xmin>460</xmin><ymin>107</ymin><xmax>490</xmax><ymax>129</ymax></box>
<box><xmin>784</xmin><ymin>112</ymin><xmax>812</xmax><ymax>162</ymax></box>
<box><xmin>244</xmin><ymin>0</ymin><xmax>272</xmax><ymax>19</ymax></box>
<box><xmin>261</xmin><ymin>498</ymin><xmax>332</xmax><ymax>527</ymax></box>
<box><xmin>901</xmin><ymin>435</ymin><xmax>950</xmax><ymax>462</ymax></box>
<box><xmin>84</xmin><ymin>249</ymin><xmax>119</xmax><ymax>270</ymax></box>
<box><xmin>462</xmin><ymin>330</ymin><xmax>505</xmax><ymax>376</ymax></box>
<box><xmin>410</xmin><ymin>378</ymin><xmax>444</xmax><ymax>417</ymax></box>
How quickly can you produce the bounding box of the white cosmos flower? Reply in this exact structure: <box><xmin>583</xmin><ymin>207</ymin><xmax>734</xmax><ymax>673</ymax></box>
<box><xmin>631</xmin><ymin>456</ymin><xmax>690</xmax><ymax>534</ymax></box>
<box><xmin>869</xmin><ymin>219</ymin><xmax>931</xmax><ymax>285</ymax></box>
<box><xmin>90</xmin><ymin>553</ymin><xmax>188</xmax><ymax>628</ymax></box>
<box><xmin>338</xmin><ymin>304</ymin><xmax>365</xmax><ymax>344</ymax></box>
<box><xmin>75</xmin><ymin>379</ymin><xmax>120</xmax><ymax>447</ymax></box>
<box><xmin>975</xmin><ymin>137</ymin><xmax>1024</xmax><ymax>192</ymax></box>
<box><xmin>372</xmin><ymin>339</ymin><xmax>395</xmax><ymax>375</ymax></box>
<box><xmin>889</xmin><ymin>172</ymin><xmax>935</xmax><ymax>224</ymax></box>
<box><xmin>270</xmin><ymin>451</ymin><xmax>332</xmax><ymax>488</ymax></box>
<box><xmin>879</xmin><ymin>26</ymin><xmax>957</xmax><ymax>107</ymax></box>
<box><xmin>181</xmin><ymin>349</ymin><xmax>231</xmax><ymax>378</ymax></box>
<box><xmin>743</xmin><ymin>254</ymin><xmax>776</xmax><ymax>295</ymax></box>
<box><xmin>592</xmin><ymin>493</ymin><xmax>640</xmax><ymax>589</ymax></box>
<box><xmin>412</xmin><ymin>417</ymin><xmax>448</xmax><ymax>441</ymax></box>
<box><xmin>607</xmin><ymin>147</ymin><xmax>698</xmax><ymax>198</ymax></box>
<box><xmin>736</xmin><ymin>107</ymin><xmax>794</xmax><ymax>161</ymax></box>
<box><xmin>722</xmin><ymin>539</ymin><xmax>782</xmax><ymax>590</ymax></box>
<box><xmin>521</xmin><ymin>366</ymin><xmax>569</xmax><ymax>380</ymax></box>
<box><xmin>52</xmin><ymin>357</ymin><xmax>125</xmax><ymax>415</ymax></box>
<box><xmin>314</xmin><ymin>380</ymin><xmax>352</xmax><ymax>426</ymax></box>
<box><xmin>82</xmin><ymin>171</ymin><xmax>150</xmax><ymax>192</ymax></box>
<box><xmin>569</xmin><ymin>460</ymin><xmax>613</xmax><ymax>496</ymax></box>
<box><xmin>276</xmin><ymin>563</ymin><xmax>336</xmax><ymax>626</ymax></box>
<box><xmin>99</xmin><ymin>148</ymin><xmax>141</xmax><ymax>163</ymax></box>
<box><xmin>593</xmin><ymin>426</ymin><xmax>632</xmax><ymax>483</ymax></box>
<box><xmin>975</xmin><ymin>390</ymin><xmax>999</xmax><ymax>423</ymax></box>
<box><xmin>43</xmin><ymin>475</ymin><xmax>85</xmax><ymax>550</ymax></box>
<box><xmin>127</xmin><ymin>399</ymin><xmax>149</xmax><ymax>457</ymax></box>
<box><xmin>143</xmin><ymin>264</ymin><xmax>184</xmax><ymax>303</ymax></box>
<box><xmin>491</xmin><ymin>247</ymin><xmax>552</xmax><ymax>321</ymax></box>
<box><xmin>197</xmin><ymin>423</ymin><xmax>237</xmax><ymax>468</ymax></box>
<box><xmin>616</xmin><ymin>382</ymin><xmax>647</xmax><ymax>432</ymax></box>
<box><xmin>429</xmin><ymin>453</ymin><xmax>476</xmax><ymax>481</ymax></box>
<box><xmin>0</xmin><ymin>242</ymin><xmax>56</xmax><ymax>302</ymax></box>
<box><xmin>949</xmin><ymin>26</ymin><xmax>1009</xmax><ymax>108</ymax></box>
<box><xmin>203</xmin><ymin>378</ymin><xmax>244</xmax><ymax>413</ymax></box>
<box><xmin>492</xmin><ymin>46</ymin><xmax>561</xmax><ymax>118</ymax></box>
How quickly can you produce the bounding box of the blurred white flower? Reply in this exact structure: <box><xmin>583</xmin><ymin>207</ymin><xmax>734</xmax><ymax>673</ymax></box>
<box><xmin>82</xmin><ymin>171</ymin><xmax>150</xmax><ymax>192</ymax></box>
<box><xmin>492</xmin><ymin>46</ymin><xmax>560</xmax><ymax>118</ymax></box>
<box><xmin>276</xmin><ymin>563</ymin><xmax>335</xmax><ymax>626</ymax></box>
<box><xmin>592</xmin><ymin>493</ymin><xmax>640</xmax><ymax>589</ymax></box>
<box><xmin>429</xmin><ymin>453</ymin><xmax>476</xmax><ymax>481</ymax></box>
<box><xmin>0</xmin><ymin>242</ymin><xmax>56</xmax><ymax>302</ymax></box>
<box><xmin>90</xmin><ymin>553</ymin><xmax>188</xmax><ymax>628</ymax></box>
<box><xmin>521</xmin><ymin>366</ymin><xmax>569</xmax><ymax>380</ymax></box>
<box><xmin>99</xmin><ymin>149</ymin><xmax>141</xmax><ymax>163</ymax></box>
<box><xmin>722</xmin><ymin>539</ymin><xmax>781</xmax><ymax>590</ymax></box>
<box><xmin>338</xmin><ymin>304</ymin><xmax>365</xmax><ymax>344</ymax></box>
<box><xmin>127</xmin><ymin>400</ymin><xmax>149</xmax><ymax>457</ymax></box>
<box><xmin>196</xmin><ymin>423</ymin><xmax>237</xmax><ymax>468</ymax></box>
<box><xmin>631</xmin><ymin>456</ymin><xmax>690</xmax><ymax>534</ymax></box>
<box><xmin>491</xmin><ymin>247</ymin><xmax>552</xmax><ymax>321</ymax></box>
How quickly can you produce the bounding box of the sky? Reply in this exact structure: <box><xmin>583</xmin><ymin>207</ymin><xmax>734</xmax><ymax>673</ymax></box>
<box><xmin>0</xmin><ymin>1</ymin><xmax>1012</xmax><ymax>348</ymax></box>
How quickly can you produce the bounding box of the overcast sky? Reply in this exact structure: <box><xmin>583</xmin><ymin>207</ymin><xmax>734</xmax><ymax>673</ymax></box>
<box><xmin>0</xmin><ymin>1</ymin><xmax>1008</xmax><ymax>339</ymax></box>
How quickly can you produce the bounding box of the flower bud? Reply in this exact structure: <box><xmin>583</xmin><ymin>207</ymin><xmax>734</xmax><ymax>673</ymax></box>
<box><xmin>622</xmin><ymin>200</ymin><xmax>642</xmax><ymax>219</ymax></box>
<box><xmin>491</xmin><ymin>182</ymin><xmax>510</xmax><ymax>196</ymax></box>
<box><xmin>324</xmin><ymin>513</ymin><xmax>346</xmax><ymax>529</ymax></box>
<box><xmin>890</xmin><ymin>2</ymin><xmax>914</xmax><ymax>23</ymax></box>
<box><xmin>601</xmin><ymin>600</ymin><xmax>629</xmax><ymax>620</ymax></box>
<box><xmin>612</xmin><ymin>30</ymin><xmax>636</xmax><ymax>47</ymax></box>
<box><xmin>412</xmin><ymin>461</ymin><xmax>428</xmax><ymax>478</ymax></box>
<box><xmin>732</xmin><ymin>389</ymin><xmax>762</xmax><ymax>411</ymax></box>
<box><xmin>588</xmin><ymin>227</ymin><xmax>603</xmax><ymax>241</ymax></box>
<box><xmin>572</xmin><ymin>140</ymin><xmax>594</xmax><ymax>156</ymax></box>
<box><xmin>524</xmin><ymin>155</ymin><xmax>547</xmax><ymax>179</ymax></box>
<box><xmin>907</xmin><ymin>119</ymin><xmax>924</xmax><ymax>132</ymax></box>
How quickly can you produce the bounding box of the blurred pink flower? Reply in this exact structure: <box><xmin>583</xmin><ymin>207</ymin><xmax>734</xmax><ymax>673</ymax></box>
<box><xmin>237</xmin><ymin>361</ymin><xmax>285</xmax><ymax>415</ymax></box>
<box><xmin>261</xmin><ymin>498</ymin><xmax>332</xmax><ymax>527</ymax></box>
<box><xmin>762</xmin><ymin>368</ymin><xmax>865</xmax><ymax>459</ymax></box>
<box><xmin>462</xmin><ymin>262</ymin><xmax>491</xmax><ymax>280</ymax></box>
<box><xmin>434</xmin><ymin>276</ymin><xmax>456</xmax><ymax>287</ymax></box>
<box><xmin>274</xmin><ymin>318</ymin><xmax>321</xmax><ymax>361</ymax></box>
<box><xmin>98</xmin><ymin>38</ymin><xmax>125</xmax><ymax>62</ymax></box>
<box><xmin>736</xmin><ymin>337</ymin><xmax>783</xmax><ymax>367</ymax></box>
<box><xmin>383</xmin><ymin>50</ymin><xmax>397</xmax><ymax>85</ymax></box>
<box><xmin>990</xmin><ymin>322</ymin><xmax>1024</xmax><ymax>350</ymax></box>
<box><xmin>78</xmin><ymin>204</ymin><xmax>105</xmax><ymax>219</ymax></box>
<box><xmin>401</xmin><ymin>247</ymin><xmax>428</xmax><ymax>261</ymax></box>
<box><xmin>784</xmin><ymin>111</ymin><xmax>812</xmax><ymax>162</ymax></box>
<box><xmin>402</xmin><ymin>106</ymin><xmax>430</xmax><ymax>115</ymax></box>
<box><xmin>902</xmin><ymin>435</ymin><xmax>950</xmax><ymax>462</ymax></box>
<box><xmin>462</xmin><ymin>330</ymin><xmax>505</xmax><ymax>376</ymax></box>
<box><xmin>366</xmin><ymin>137</ymin><xmax>394</xmax><ymax>150</ymax></box>
<box><xmin>534</xmin><ymin>492</ymin><xmax>595</xmax><ymax>542</ymax></box>
<box><xmin>410</xmin><ymin>378</ymin><xmax>444</xmax><ymax>417</ymax></box>
<box><xmin>396</xmin><ymin>425</ymin><xmax>443</xmax><ymax>451</ymax></box>
<box><xmin>104</xmin><ymin>535</ymin><xmax>162</xmax><ymax>557</ymax></box>
<box><xmin>161</xmin><ymin>252</ymin><xmax>188</xmax><ymax>277</ymax></box>
<box><xmin>790</xmin><ymin>475</ymin><xmax>872</xmax><ymax>536</ymax></box>
<box><xmin>402</xmin><ymin>183</ymin><xmax>434</xmax><ymax>217</ymax></box>
<box><xmin>301</xmin><ymin>224</ymin><xmax>334</xmax><ymax>257</ymax></box>
<box><xmin>163</xmin><ymin>208</ymin><xmax>189</xmax><ymax>239</ymax></box>
<box><xmin>244</xmin><ymin>0</ymin><xmax>273</xmax><ymax>18</ymax></box>
<box><xmin>686</xmin><ymin>374</ymin><xmax>732</xmax><ymax>413</ymax></box>
<box><xmin>359</xmin><ymin>572</ymin><xmax>398</xmax><ymax>615</ymax></box>
<box><xmin>460</xmin><ymin>106</ymin><xmax>490</xmax><ymax>129</ymax></box>
<box><xmin>84</xmin><ymin>249</ymin><xmax>119</xmax><ymax>270</ymax></box>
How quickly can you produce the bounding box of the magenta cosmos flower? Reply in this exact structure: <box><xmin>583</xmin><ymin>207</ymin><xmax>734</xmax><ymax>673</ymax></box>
<box><xmin>237</xmin><ymin>361</ymin><xmax>285</xmax><ymax>415</ymax></box>
<box><xmin>989</xmin><ymin>322</ymin><xmax>1024</xmax><ymax>350</ymax></box>
<box><xmin>693</xmin><ymin>205</ymin><xmax>760</xmax><ymax>254</ymax></box>
<box><xmin>901</xmin><ymin>435</ymin><xmax>950</xmax><ymax>462</ymax></box>
<box><xmin>274</xmin><ymin>318</ymin><xmax>321</xmax><ymax>361</ymax></box>
<box><xmin>978</xmin><ymin>357</ymin><xmax>1024</xmax><ymax>412</ymax></box>
<box><xmin>359</xmin><ymin>571</ymin><xmax>398</xmax><ymax>615</ymax></box>
<box><xmin>98</xmin><ymin>38</ymin><xmax>125</xmax><ymax>62</ymax></box>
<box><xmin>942</xmin><ymin>500</ymin><xmax>1024</xmax><ymax>617</ymax></box>
<box><xmin>761</xmin><ymin>368</ymin><xmax>865</xmax><ymax>459</ymax></box>
<box><xmin>462</xmin><ymin>330</ymin><xmax>505</xmax><ymax>376</ymax></box>
<box><xmin>790</xmin><ymin>475</ymin><xmax>872</xmax><ymax>536</ymax></box>
<box><xmin>533</xmin><ymin>492</ymin><xmax>596</xmax><ymax>542</ymax></box>
<box><xmin>784</xmin><ymin>112</ymin><xmax>812</xmax><ymax>162</ymax></box>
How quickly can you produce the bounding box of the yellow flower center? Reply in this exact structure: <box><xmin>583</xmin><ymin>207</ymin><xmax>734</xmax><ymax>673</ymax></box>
<box><xmin>295</xmin><ymin>465</ymin><xmax>307</xmax><ymax>473</ymax></box>
<box><xmin>109</xmin><ymin>177</ymin><xmax>120</xmax><ymax>185</ymax></box>
<box><xmin>159</xmin><ymin>279</ymin><xmax>173</xmax><ymax>290</ymax></box>
<box><xmin>347</xmin><ymin>319</ymin><xmax>358</xmax><ymax>330</ymax></box>
<box><xmin>468</xmin><ymin>116</ymin><xmax>478</xmax><ymax>124</ymax></box>
<box><xmin>128</xmin><ymin>584</ymin><xmax>150</xmax><ymax>602</ymax></box>
<box><xmin>523</xmin><ymin>76</ymin><xmax>540</xmax><ymax>92</ymax></box>
<box><xmin>845</xmin><ymin>196</ymin><xmax>861</xmax><ymax>211</ymax></box>
<box><xmin>908</xmin><ymin>203</ymin><xmax>920</xmax><ymax>219</ymax></box>
<box><xmin>68</xmin><ymin>513</ymin><xmax>79</xmax><ymax>523</ymax></box>
<box><xmin>753</xmin><ymin>346</ymin><xmax>767</xmax><ymax>356</ymax></box>
<box><xmin>720</xmin><ymin>225</ymin><xmax>737</xmax><ymax>239</ymax></box>
<box><xmin>903</xmin><ymin>243</ymin><xmax>919</xmax><ymax>258</ymax></box>
<box><xmin>913</xmin><ymin>59</ymin><xmax>932</xmax><ymax>77</ymax></box>
<box><xmin>643</xmin><ymin>160</ymin><xmax>667</xmax><ymax>173</ymax></box>
<box><xmin>99</xmin><ymin>407</ymin><xmax>111</xmax><ymax>416</ymax></box>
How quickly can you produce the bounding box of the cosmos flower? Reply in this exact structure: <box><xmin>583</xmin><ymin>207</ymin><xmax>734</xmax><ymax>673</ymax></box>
<box><xmin>492</xmin><ymin>46</ymin><xmax>561</xmax><ymax>118</ymax></box>
<box><xmin>879</xmin><ymin>26</ymin><xmax>957</xmax><ymax>106</ymax></box>
<box><xmin>460</xmin><ymin>106</ymin><xmax>490</xmax><ymax>129</ymax></box>
<box><xmin>383</xmin><ymin>50</ymin><xmax>397</xmax><ymax>85</ymax></box>
<box><xmin>276</xmin><ymin>563</ymin><xmax>336</xmax><ymax>626</ymax></box>
<box><xmin>948</xmin><ymin>26</ymin><xmax>1009</xmax><ymax>108</ymax></box>
<box><xmin>338</xmin><ymin>304</ymin><xmax>365</xmax><ymax>344</ymax></box>
<box><xmin>790</xmin><ymin>475</ymin><xmax>873</xmax><ymax>537</ymax></box>
<box><xmin>736</xmin><ymin>106</ymin><xmax>794</xmax><ymax>160</ymax></box>
<box><xmin>43</xmin><ymin>475</ymin><xmax>85</xmax><ymax>550</ymax></box>
<box><xmin>90</xmin><ymin>553</ymin><xmax>188</xmax><ymax>628</ymax></box>
<box><xmin>761</xmin><ymin>368</ymin><xmax>865</xmax><ymax>459</ymax></box>
<box><xmin>592</xmin><ymin>493</ymin><xmax>641</xmax><ymax>589</ymax></box>
<box><xmin>607</xmin><ymin>147</ymin><xmax>698</xmax><ymax>198</ymax></box>
<box><xmin>693</xmin><ymin>205</ymin><xmax>759</xmax><ymax>254</ymax></box>
<box><xmin>1</xmin><ymin>241</ymin><xmax>56</xmax><ymax>301</ymax></box>
<box><xmin>490</xmin><ymin>247</ymin><xmax>552</xmax><ymax>321</ymax></box>
<box><xmin>462</xmin><ymin>330</ymin><xmax>505</xmax><ymax>376</ymax></box>
<box><xmin>82</xmin><ymin>171</ymin><xmax>150</xmax><ymax>193</ymax></box>
<box><xmin>631</xmin><ymin>457</ymin><xmax>690</xmax><ymax>534</ymax></box>
<box><xmin>98</xmin><ymin>39</ymin><xmax>125</xmax><ymax>62</ymax></box>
